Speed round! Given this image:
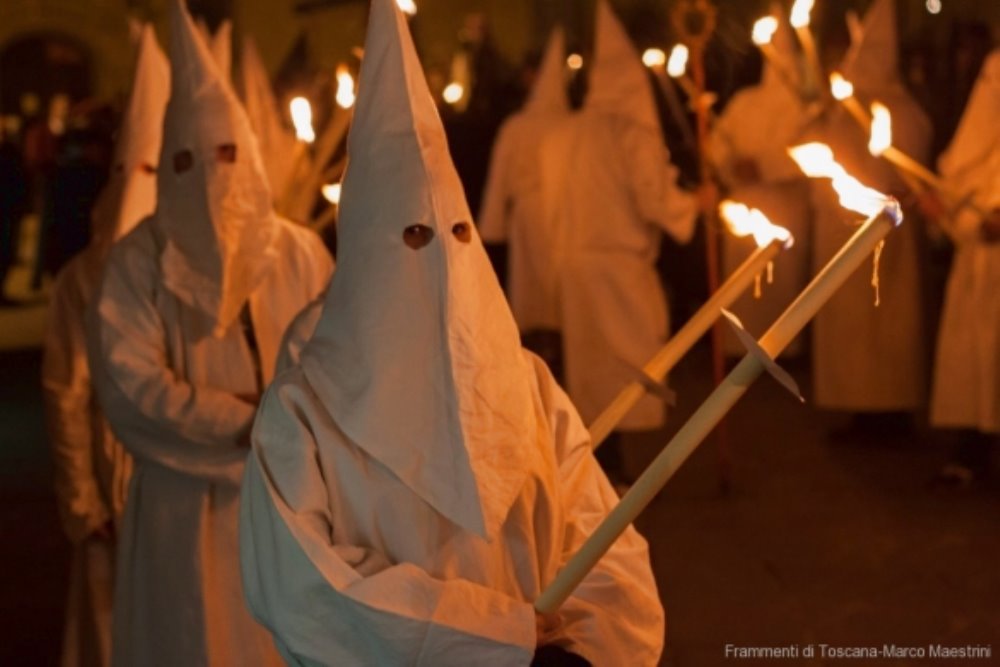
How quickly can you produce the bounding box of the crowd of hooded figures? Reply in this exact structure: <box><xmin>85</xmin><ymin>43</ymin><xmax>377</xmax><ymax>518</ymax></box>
<box><xmin>35</xmin><ymin>0</ymin><xmax>998</xmax><ymax>665</ymax></box>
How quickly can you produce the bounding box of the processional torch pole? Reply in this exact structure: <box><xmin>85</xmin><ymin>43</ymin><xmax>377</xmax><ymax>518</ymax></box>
<box><xmin>671</xmin><ymin>0</ymin><xmax>732</xmax><ymax>487</ymax></box>
<box><xmin>537</xmin><ymin>146</ymin><xmax>903</xmax><ymax>615</ymax></box>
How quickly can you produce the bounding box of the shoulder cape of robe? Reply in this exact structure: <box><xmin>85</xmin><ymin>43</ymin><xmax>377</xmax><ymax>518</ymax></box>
<box><xmin>241</xmin><ymin>351</ymin><xmax>665</xmax><ymax>666</ymax></box>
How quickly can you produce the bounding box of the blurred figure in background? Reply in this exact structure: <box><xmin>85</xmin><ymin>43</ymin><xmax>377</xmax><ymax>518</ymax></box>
<box><xmin>478</xmin><ymin>28</ymin><xmax>570</xmax><ymax>378</ymax></box>
<box><xmin>930</xmin><ymin>49</ymin><xmax>1000</xmax><ymax>487</ymax></box>
<box><xmin>87</xmin><ymin>2</ymin><xmax>331</xmax><ymax>664</ymax></box>
<box><xmin>712</xmin><ymin>3</ymin><xmax>811</xmax><ymax>358</ymax></box>
<box><xmin>550</xmin><ymin>0</ymin><xmax>698</xmax><ymax>486</ymax></box>
<box><xmin>41</xmin><ymin>25</ymin><xmax>169</xmax><ymax>667</ymax></box>
<box><xmin>806</xmin><ymin>0</ymin><xmax>930</xmax><ymax>439</ymax></box>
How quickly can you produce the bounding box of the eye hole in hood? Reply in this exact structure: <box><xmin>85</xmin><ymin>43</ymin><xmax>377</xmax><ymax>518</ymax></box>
<box><xmin>403</xmin><ymin>223</ymin><xmax>435</xmax><ymax>249</ymax></box>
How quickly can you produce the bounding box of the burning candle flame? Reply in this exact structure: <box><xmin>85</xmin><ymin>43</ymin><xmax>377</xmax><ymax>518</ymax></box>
<box><xmin>642</xmin><ymin>48</ymin><xmax>667</xmax><ymax>69</ymax></box>
<box><xmin>667</xmin><ymin>44</ymin><xmax>689</xmax><ymax>78</ymax></box>
<box><xmin>396</xmin><ymin>0</ymin><xmax>417</xmax><ymax>16</ymax></box>
<box><xmin>790</xmin><ymin>0</ymin><xmax>815</xmax><ymax>29</ymax></box>
<box><xmin>290</xmin><ymin>97</ymin><xmax>315</xmax><ymax>143</ymax></box>
<box><xmin>719</xmin><ymin>200</ymin><xmax>794</xmax><ymax>249</ymax></box>
<box><xmin>868</xmin><ymin>101</ymin><xmax>892</xmax><ymax>156</ymax></box>
<box><xmin>322</xmin><ymin>182</ymin><xmax>342</xmax><ymax>205</ymax></box>
<box><xmin>829</xmin><ymin>72</ymin><xmax>854</xmax><ymax>101</ymax></box>
<box><xmin>566</xmin><ymin>53</ymin><xmax>584</xmax><ymax>70</ymax></box>
<box><xmin>752</xmin><ymin>17</ymin><xmax>779</xmax><ymax>46</ymax></box>
<box><xmin>443</xmin><ymin>82</ymin><xmax>464</xmax><ymax>105</ymax></box>
<box><xmin>788</xmin><ymin>142</ymin><xmax>895</xmax><ymax>220</ymax></box>
<box><xmin>335</xmin><ymin>65</ymin><xmax>356</xmax><ymax>109</ymax></box>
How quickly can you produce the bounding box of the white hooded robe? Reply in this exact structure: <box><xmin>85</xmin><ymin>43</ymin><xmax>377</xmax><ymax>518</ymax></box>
<box><xmin>713</xmin><ymin>6</ymin><xmax>811</xmax><ymax>357</ymax></box>
<box><xmin>239</xmin><ymin>1</ymin><xmax>664</xmax><ymax>664</ymax></box>
<box><xmin>41</xmin><ymin>25</ymin><xmax>168</xmax><ymax>667</ymax></box>
<box><xmin>478</xmin><ymin>28</ymin><xmax>570</xmax><ymax>333</ymax></box>
<box><xmin>930</xmin><ymin>50</ymin><xmax>1000</xmax><ymax>433</ymax></box>
<box><xmin>553</xmin><ymin>1</ymin><xmax>698</xmax><ymax>430</ymax></box>
<box><xmin>88</xmin><ymin>3</ymin><xmax>333</xmax><ymax>665</ymax></box>
<box><xmin>807</xmin><ymin>0</ymin><xmax>929</xmax><ymax>411</ymax></box>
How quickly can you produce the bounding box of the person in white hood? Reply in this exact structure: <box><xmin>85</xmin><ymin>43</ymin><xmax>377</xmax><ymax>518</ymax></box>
<box><xmin>712</xmin><ymin>5</ymin><xmax>811</xmax><ymax>357</ymax></box>
<box><xmin>930</xmin><ymin>49</ymin><xmax>1000</xmax><ymax>485</ymax></box>
<box><xmin>42</xmin><ymin>24</ymin><xmax>168</xmax><ymax>667</ymax></box>
<box><xmin>806</xmin><ymin>0</ymin><xmax>930</xmax><ymax>435</ymax></box>
<box><xmin>87</xmin><ymin>1</ymin><xmax>333</xmax><ymax>664</ymax></box>
<box><xmin>479</xmin><ymin>28</ymin><xmax>570</xmax><ymax>371</ymax></box>
<box><xmin>239</xmin><ymin>0</ymin><xmax>664</xmax><ymax>664</ymax></box>
<box><xmin>550</xmin><ymin>1</ymin><xmax>698</xmax><ymax>479</ymax></box>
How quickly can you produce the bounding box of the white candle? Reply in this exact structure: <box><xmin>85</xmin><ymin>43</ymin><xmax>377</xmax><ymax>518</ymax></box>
<box><xmin>535</xmin><ymin>200</ymin><xmax>901</xmax><ymax>615</ymax></box>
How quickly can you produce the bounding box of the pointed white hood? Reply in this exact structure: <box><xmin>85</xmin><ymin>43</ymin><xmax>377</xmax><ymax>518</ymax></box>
<box><xmin>939</xmin><ymin>50</ymin><xmax>1000</xmax><ymax>201</ymax></box>
<box><xmin>524</xmin><ymin>28</ymin><xmax>569</xmax><ymax>115</ymax></box>
<box><xmin>157</xmin><ymin>0</ymin><xmax>277</xmax><ymax>337</ymax></box>
<box><xmin>240</xmin><ymin>37</ymin><xmax>298</xmax><ymax>197</ymax></box>
<box><xmin>211</xmin><ymin>20</ymin><xmax>233</xmax><ymax>81</ymax></box>
<box><xmin>587</xmin><ymin>0</ymin><xmax>660</xmax><ymax>131</ymax></box>
<box><xmin>300</xmin><ymin>0</ymin><xmax>537</xmax><ymax>540</ymax></box>
<box><xmin>90</xmin><ymin>24</ymin><xmax>169</xmax><ymax>257</ymax></box>
<box><xmin>842</xmin><ymin>0</ymin><xmax>898</xmax><ymax>92</ymax></box>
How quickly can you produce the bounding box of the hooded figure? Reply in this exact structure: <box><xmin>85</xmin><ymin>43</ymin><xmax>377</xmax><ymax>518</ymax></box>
<box><xmin>549</xmin><ymin>1</ymin><xmax>697</xmax><ymax>435</ymax></box>
<box><xmin>805</xmin><ymin>0</ymin><xmax>930</xmax><ymax>416</ymax></box>
<box><xmin>478</xmin><ymin>28</ymin><xmax>569</xmax><ymax>338</ymax></box>
<box><xmin>239</xmin><ymin>0</ymin><xmax>664</xmax><ymax>664</ymax></box>
<box><xmin>930</xmin><ymin>50</ymin><xmax>1000</xmax><ymax>468</ymax></box>
<box><xmin>87</xmin><ymin>1</ymin><xmax>333</xmax><ymax>664</ymax></box>
<box><xmin>713</xmin><ymin>5</ymin><xmax>811</xmax><ymax>356</ymax></box>
<box><xmin>240</xmin><ymin>37</ymin><xmax>298</xmax><ymax>199</ymax></box>
<box><xmin>41</xmin><ymin>25</ymin><xmax>168</xmax><ymax>667</ymax></box>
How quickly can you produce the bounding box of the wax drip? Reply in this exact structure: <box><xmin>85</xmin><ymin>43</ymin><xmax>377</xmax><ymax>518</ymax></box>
<box><xmin>754</xmin><ymin>272</ymin><xmax>762</xmax><ymax>299</ymax></box>
<box><xmin>766</xmin><ymin>261</ymin><xmax>774</xmax><ymax>285</ymax></box>
<box><xmin>871</xmin><ymin>239</ymin><xmax>885</xmax><ymax>307</ymax></box>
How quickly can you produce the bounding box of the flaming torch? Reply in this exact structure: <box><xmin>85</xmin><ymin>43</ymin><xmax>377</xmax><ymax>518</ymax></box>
<box><xmin>829</xmin><ymin>72</ymin><xmax>869</xmax><ymax>127</ymax></box>
<box><xmin>281</xmin><ymin>96</ymin><xmax>316</xmax><ymax>209</ymax></box>
<box><xmin>667</xmin><ymin>44</ymin><xmax>698</xmax><ymax>99</ymax></box>
<box><xmin>790</xmin><ymin>0</ymin><xmax>823</xmax><ymax>97</ymax></box>
<box><xmin>535</xmin><ymin>146</ymin><xmax>903</xmax><ymax>615</ymax></box>
<box><xmin>751</xmin><ymin>15</ymin><xmax>800</xmax><ymax>96</ymax></box>
<box><xmin>588</xmin><ymin>203</ymin><xmax>792</xmax><ymax>448</ymax></box>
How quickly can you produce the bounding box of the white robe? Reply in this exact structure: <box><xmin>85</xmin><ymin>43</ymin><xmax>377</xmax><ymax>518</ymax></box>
<box><xmin>807</xmin><ymin>98</ymin><xmax>930</xmax><ymax>411</ymax></box>
<box><xmin>479</xmin><ymin>111</ymin><xmax>568</xmax><ymax>332</ymax></box>
<box><xmin>555</xmin><ymin>113</ymin><xmax>697</xmax><ymax>430</ymax></box>
<box><xmin>89</xmin><ymin>216</ymin><xmax>332</xmax><ymax>667</ymax></box>
<box><xmin>712</xmin><ymin>75</ymin><xmax>811</xmax><ymax>358</ymax></box>
<box><xmin>240</xmin><ymin>352</ymin><xmax>664</xmax><ymax>666</ymax></box>
<box><xmin>930</xmin><ymin>53</ymin><xmax>1000</xmax><ymax>432</ymax></box>
<box><xmin>43</xmin><ymin>250</ymin><xmax>132</xmax><ymax>667</ymax></box>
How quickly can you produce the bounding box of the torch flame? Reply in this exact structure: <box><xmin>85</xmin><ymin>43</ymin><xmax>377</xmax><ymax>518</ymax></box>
<box><xmin>642</xmin><ymin>48</ymin><xmax>667</xmax><ymax>69</ymax></box>
<box><xmin>290</xmin><ymin>97</ymin><xmax>315</xmax><ymax>143</ymax></box>
<box><xmin>396</xmin><ymin>0</ymin><xmax>417</xmax><ymax>16</ymax></box>
<box><xmin>335</xmin><ymin>65</ymin><xmax>356</xmax><ymax>109</ymax></box>
<box><xmin>868</xmin><ymin>101</ymin><xmax>892</xmax><ymax>156</ymax></box>
<box><xmin>719</xmin><ymin>200</ymin><xmax>794</xmax><ymax>248</ymax></box>
<box><xmin>790</xmin><ymin>0</ymin><xmax>815</xmax><ymax>29</ymax></box>
<box><xmin>322</xmin><ymin>182</ymin><xmax>342</xmax><ymax>205</ymax></box>
<box><xmin>566</xmin><ymin>53</ymin><xmax>584</xmax><ymax>71</ymax></box>
<box><xmin>752</xmin><ymin>17</ymin><xmax>779</xmax><ymax>46</ymax></box>
<box><xmin>788</xmin><ymin>142</ymin><xmax>894</xmax><ymax>219</ymax></box>
<box><xmin>829</xmin><ymin>72</ymin><xmax>854</xmax><ymax>101</ymax></box>
<box><xmin>667</xmin><ymin>44</ymin><xmax>689</xmax><ymax>78</ymax></box>
<box><xmin>443</xmin><ymin>82</ymin><xmax>465</xmax><ymax>105</ymax></box>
